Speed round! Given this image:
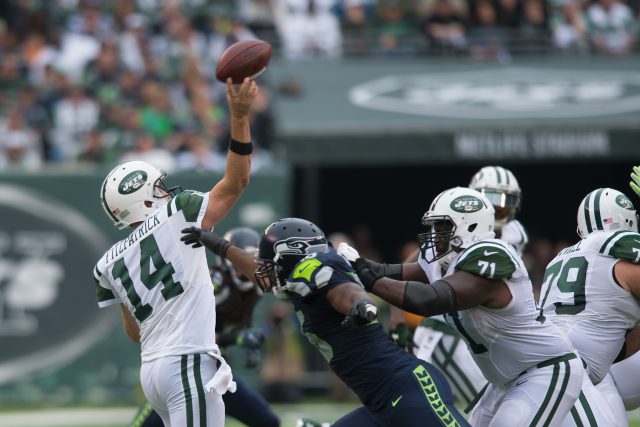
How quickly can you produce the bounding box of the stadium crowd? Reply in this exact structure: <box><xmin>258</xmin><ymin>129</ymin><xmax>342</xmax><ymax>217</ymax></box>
<box><xmin>0</xmin><ymin>0</ymin><xmax>639</xmax><ymax>170</ymax></box>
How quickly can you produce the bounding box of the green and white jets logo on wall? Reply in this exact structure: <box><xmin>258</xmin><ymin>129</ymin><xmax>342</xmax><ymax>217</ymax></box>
<box><xmin>118</xmin><ymin>171</ymin><xmax>147</xmax><ymax>195</ymax></box>
<box><xmin>349</xmin><ymin>68</ymin><xmax>640</xmax><ymax>119</ymax></box>
<box><xmin>615</xmin><ymin>194</ymin><xmax>635</xmax><ymax>210</ymax></box>
<box><xmin>450</xmin><ymin>196</ymin><xmax>483</xmax><ymax>213</ymax></box>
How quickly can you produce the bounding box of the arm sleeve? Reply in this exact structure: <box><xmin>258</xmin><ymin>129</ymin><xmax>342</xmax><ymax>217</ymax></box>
<box><xmin>402</xmin><ymin>279</ymin><xmax>457</xmax><ymax>317</ymax></box>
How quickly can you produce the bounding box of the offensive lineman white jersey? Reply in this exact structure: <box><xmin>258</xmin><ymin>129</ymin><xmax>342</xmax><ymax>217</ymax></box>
<box><xmin>94</xmin><ymin>190</ymin><xmax>219</xmax><ymax>362</ymax></box>
<box><xmin>538</xmin><ymin>230</ymin><xmax>640</xmax><ymax>384</ymax></box>
<box><xmin>442</xmin><ymin>239</ymin><xmax>575</xmax><ymax>385</ymax></box>
<box><xmin>500</xmin><ymin>219</ymin><xmax>528</xmax><ymax>256</ymax></box>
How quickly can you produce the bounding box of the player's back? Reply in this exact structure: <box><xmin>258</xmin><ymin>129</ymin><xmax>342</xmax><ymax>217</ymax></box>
<box><xmin>539</xmin><ymin>230</ymin><xmax>640</xmax><ymax>383</ymax></box>
<box><xmin>444</xmin><ymin>238</ymin><xmax>575</xmax><ymax>385</ymax></box>
<box><xmin>94</xmin><ymin>190</ymin><xmax>217</xmax><ymax>362</ymax></box>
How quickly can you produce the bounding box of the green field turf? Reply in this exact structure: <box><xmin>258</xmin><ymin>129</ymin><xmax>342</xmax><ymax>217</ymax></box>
<box><xmin>0</xmin><ymin>404</ymin><xmax>639</xmax><ymax>427</ymax></box>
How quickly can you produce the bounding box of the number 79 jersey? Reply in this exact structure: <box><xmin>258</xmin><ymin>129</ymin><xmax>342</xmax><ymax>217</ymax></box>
<box><xmin>538</xmin><ymin>230</ymin><xmax>640</xmax><ymax>384</ymax></box>
<box><xmin>93</xmin><ymin>190</ymin><xmax>219</xmax><ymax>362</ymax></box>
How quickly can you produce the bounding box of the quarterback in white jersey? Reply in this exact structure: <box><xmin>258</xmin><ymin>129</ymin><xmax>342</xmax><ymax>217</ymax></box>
<box><xmin>354</xmin><ymin>187</ymin><xmax>584</xmax><ymax>426</ymax></box>
<box><xmin>539</xmin><ymin>188</ymin><xmax>640</xmax><ymax>426</ymax></box>
<box><xmin>93</xmin><ymin>78</ymin><xmax>258</xmax><ymax>427</ymax></box>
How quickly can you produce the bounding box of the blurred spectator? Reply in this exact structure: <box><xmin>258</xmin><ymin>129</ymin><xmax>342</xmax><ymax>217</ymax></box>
<box><xmin>587</xmin><ymin>0</ymin><xmax>638</xmax><ymax>55</ymax></box>
<box><xmin>496</xmin><ymin>0</ymin><xmax>522</xmax><ymax>28</ymax></box>
<box><xmin>551</xmin><ymin>0</ymin><xmax>588</xmax><ymax>51</ymax></box>
<box><xmin>52</xmin><ymin>84</ymin><xmax>99</xmax><ymax>160</ymax></box>
<box><xmin>374</xmin><ymin>0</ymin><xmax>418</xmax><ymax>55</ymax></box>
<box><xmin>237</xmin><ymin>0</ymin><xmax>277</xmax><ymax>40</ymax></box>
<box><xmin>468</xmin><ymin>0</ymin><xmax>511</xmax><ymax>62</ymax></box>
<box><xmin>120</xmin><ymin>132</ymin><xmax>176</xmax><ymax>172</ymax></box>
<box><xmin>119</xmin><ymin>13</ymin><xmax>149</xmax><ymax>74</ymax></box>
<box><xmin>84</xmin><ymin>42</ymin><xmax>122</xmax><ymax>106</ymax></box>
<box><xmin>65</xmin><ymin>0</ymin><xmax>115</xmax><ymax>40</ymax></box>
<box><xmin>175</xmin><ymin>133</ymin><xmax>225</xmax><ymax>171</ymax></box>
<box><xmin>0</xmin><ymin>110</ymin><xmax>42</xmax><ymax>170</ymax></box>
<box><xmin>139</xmin><ymin>80</ymin><xmax>174</xmax><ymax>139</ymax></box>
<box><xmin>274</xmin><ymin>0</ymin><xmax>343</xmax><ymax>60</ymax></box>
<box><xmin>77</xmin><ymin>129</ymin><xmax>115</xmax><ymax>164</ymax></box>
<box><xmin>422</xmin><ymin>0</ymin><xmax>467</xmax><ymax>52</ymax></box>
<box><xmin>519</xmin><ymin>0</ymin><xmax>549</xmax><ymax>51</ymax></box>
<box><xmin>20</xmin><ymin>32</ymin><xmax>57</xmax><ymax>86</ymax></box>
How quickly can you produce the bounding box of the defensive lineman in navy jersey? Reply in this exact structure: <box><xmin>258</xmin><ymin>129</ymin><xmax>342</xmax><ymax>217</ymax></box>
<box><xmin>181</xmin><ymin>218</ymin><xmax>469</xmax><ymax>427</ymax></box>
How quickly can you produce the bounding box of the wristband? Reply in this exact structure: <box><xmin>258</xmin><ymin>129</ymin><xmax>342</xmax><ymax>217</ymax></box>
<box><xmin>229</xmin><ymin>139</ymin><xmax>253</xmax><ymax>155</ymax></box>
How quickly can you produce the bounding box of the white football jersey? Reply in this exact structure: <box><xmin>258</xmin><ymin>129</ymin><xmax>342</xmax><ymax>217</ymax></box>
<box><xmin>94</xmin><ymin>190</ymin><xmax>219</xmax><ymax>362</ymax></box>
<box><xmin>500</xmin><ymin>219</ymin><xmax>528</xmax><ymax>256</ymax></box>
<box><xmin>441</xmin><ymin>239</ymin><xmax>575</xmax><ymax>385</ymax></box>
<box><xmin>539</xmin><ymin>230</ymin><xmax>640</xmax><ymax>383</ymax></box>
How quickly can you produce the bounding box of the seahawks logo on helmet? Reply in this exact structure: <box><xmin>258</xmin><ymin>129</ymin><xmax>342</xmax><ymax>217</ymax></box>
<box><xmin>615</xmin><ymin>194</ymin><xmax>635</xmax><ymax>210</ymax></box>
<box><xmin>450</xmin><ymin>195</ymin><xmax>483</xmax><ymax>213</ymax></box>
<box><xmin>118</xmin><ymin>171</ymin><xmax>148</xmax><ymax>195</ymax></box>
<box><xmin>274</xmin><ymin>237</ymin><xmax>315</xmax><ymax>256</ymax></box>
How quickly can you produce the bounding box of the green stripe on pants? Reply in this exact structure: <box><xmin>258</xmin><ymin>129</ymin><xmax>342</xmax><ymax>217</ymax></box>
<box><xmin>570</xmin><ymin>406</ymin><xmax>584</xmax><ymax>427</ymax></box>
<box><xmin>193</xmin><ymin>354</ymin><xmax>207</xmax><ymax>427</ymax></box>
<box><xmin>543</xmin><ymin>360</ymin><xmax>571</xmax><ymax>427</ymax></box>
<box><xmin>413</xmin><ymin>364</ymin><xmax>461</xmax><ymax>427</ymax></box>
<box><xmin>578</xmin><ymin>391</ymin><xmax>597</xmax><ymax>427</ymax></box>
<box><xmin>181</xmin><ymin>355</ymin><xmax>194</xmax><ymax>427</ymax></box>
<box><xmin>530</xmin><ymin>363</ymin><xmax>560</xmax><ymax>426</ymax></box>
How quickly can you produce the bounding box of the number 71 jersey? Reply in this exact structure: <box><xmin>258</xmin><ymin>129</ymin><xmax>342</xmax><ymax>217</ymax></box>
<box><xmin>93</xmin><ymin>190</ymin><xmax>218</xmax><ymax>362</ymax></box>
<box><xmin>538</xmin><ymin>230</ymin><xmax>640</xmax><ymax>384</ymax></box>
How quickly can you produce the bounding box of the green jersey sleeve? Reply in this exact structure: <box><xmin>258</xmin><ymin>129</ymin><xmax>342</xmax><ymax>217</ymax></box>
<box><xmin>454</xmin><ymin>242</ymin><xmax>517</xmax><ymax>280</ymax></box>
<box><xmin>94</xmin><ymin>264</ymin><xmax>120</xmax><ymax>308</ymax></box>
<box><xmin>599</xmin><ymin>231</ymin><xmax>640</xmax><ymax>263</ymax></box>
<box><xmin>167</xmin><ymin>190</ymin><xmax>208</xmax><ymax>224</ymax></box>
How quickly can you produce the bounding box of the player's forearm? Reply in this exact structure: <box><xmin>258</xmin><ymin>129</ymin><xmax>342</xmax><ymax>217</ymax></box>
<box><xmin>226</xmin><ymin>245</ymin><xmax>258</xmax><ymax>284</ymax></box>
<box><xmin>371</xmin><ymin>279</ymin><xmax>457</xmax><ymax>317</ymax></box>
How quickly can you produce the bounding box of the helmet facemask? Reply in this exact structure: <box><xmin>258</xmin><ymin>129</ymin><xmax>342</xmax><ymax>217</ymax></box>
<box><xmin>418</xmin><ymin>216</ymin><xmax>463</xmax><ymax>270</ymax></box>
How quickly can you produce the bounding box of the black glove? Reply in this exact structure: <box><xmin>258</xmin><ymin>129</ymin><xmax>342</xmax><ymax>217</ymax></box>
<box><xmin>354</xmin><ymin>258</ymin><xmax>386</xmax><ymax>291</ymax></box>
<box><xmin>390</xmin><ymin>323</ymin><xmax>416</xmax><ymax>353</ymax></box>
<box><xmin>181</xmin><ymin>226</ymin><xmax>231</xmax><ymax>257</ymax></box>
<box><xmin>341</xmin><ymin>299</ymin><xmax>378</xmax><ymax>329</ymax></box>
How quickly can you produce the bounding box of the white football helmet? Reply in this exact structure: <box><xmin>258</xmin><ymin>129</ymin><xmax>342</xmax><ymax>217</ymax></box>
<box><xmin>469</xmin><ymin>166</ymin><xmax>521</xmax><ymax>230</ymax></box>
<box><xmin>419</xmin><ymin>187</ymin><xmax>495</xmax><ymax>269</ymax></box>
<box><xmin>222</xmin><ymin>227</ymin><xmax>260</xmax><ymax>291</ymax></box>
<box><xmin>100</xmin><ymin>160</ymin><xmax>178</xmax><ymax>229</ymax></box>
<box><xmin>577</xmin><ymin>188</ymin><xmax>638</xmax><ymax>239</ymax></box>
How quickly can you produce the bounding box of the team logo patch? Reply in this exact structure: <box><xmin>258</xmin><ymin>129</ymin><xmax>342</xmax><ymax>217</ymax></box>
<box><xmin>450</xmin><ymin>195</ymin><xmax>483</xmax><ymax>213</ymax></box>
<box><xmin>615</xmin><ymin>194</ymin><xmax>634</xmax><ymax>210</ymax></box>
<box><xmin>118</xmin><ymin>171</ymin><xmax>148</xmax><ymax>195</ymax></box>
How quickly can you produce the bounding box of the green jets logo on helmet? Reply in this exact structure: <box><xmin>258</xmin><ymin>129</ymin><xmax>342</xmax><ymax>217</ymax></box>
<box><xmin>118</xmin><ymin>171</ymin><xmax>148</xmax><ymax>195</ymax></box>
<box><xmin>450</xmin><ymin>196</ymin><xmax>483</xmax><ymax>213</ymax></box>
<box><xmin>615</xmin><ymin>194</ymin><xmax>634</xmax><ymax>210</ymax></box>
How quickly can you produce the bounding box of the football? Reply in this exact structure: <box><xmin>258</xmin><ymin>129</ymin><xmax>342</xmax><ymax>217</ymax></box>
<box><xmin>215</xmin><ymin>39</ymin><xmax>272</xmax><ymax>84</ymax></box>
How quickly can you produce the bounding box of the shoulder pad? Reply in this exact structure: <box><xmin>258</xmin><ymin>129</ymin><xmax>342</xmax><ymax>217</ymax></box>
<box><xmin>171</xmin><ymin>190</ymin><xmax>206</xmax><ymax>222</ymax></box>
<box><xmin>455</xmin><ymin>241</ymin><xmax>518</xmax><ymax>280</ymax></box>
<box><xmin>286</xmin><ymin>252</ymin><xmax>359</xmax><ymax>297</ymax></box>
<box><xmin>598</xmin><ymin>231</ymin><xmax>640</xmax><ymax>263</ymax></box>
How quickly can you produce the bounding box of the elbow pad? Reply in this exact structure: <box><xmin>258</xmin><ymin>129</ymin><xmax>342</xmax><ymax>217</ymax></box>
<box><xmin>403</xmin><ymin>279</ymin><xmax>457</xmax><ymax>317</ymax></box>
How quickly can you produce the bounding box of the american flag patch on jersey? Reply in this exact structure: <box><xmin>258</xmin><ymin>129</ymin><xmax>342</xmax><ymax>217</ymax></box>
<box><xmin>603</xmin><ymin>218</ymin><xmax>614</xmax><ymax>224</ymax></box>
